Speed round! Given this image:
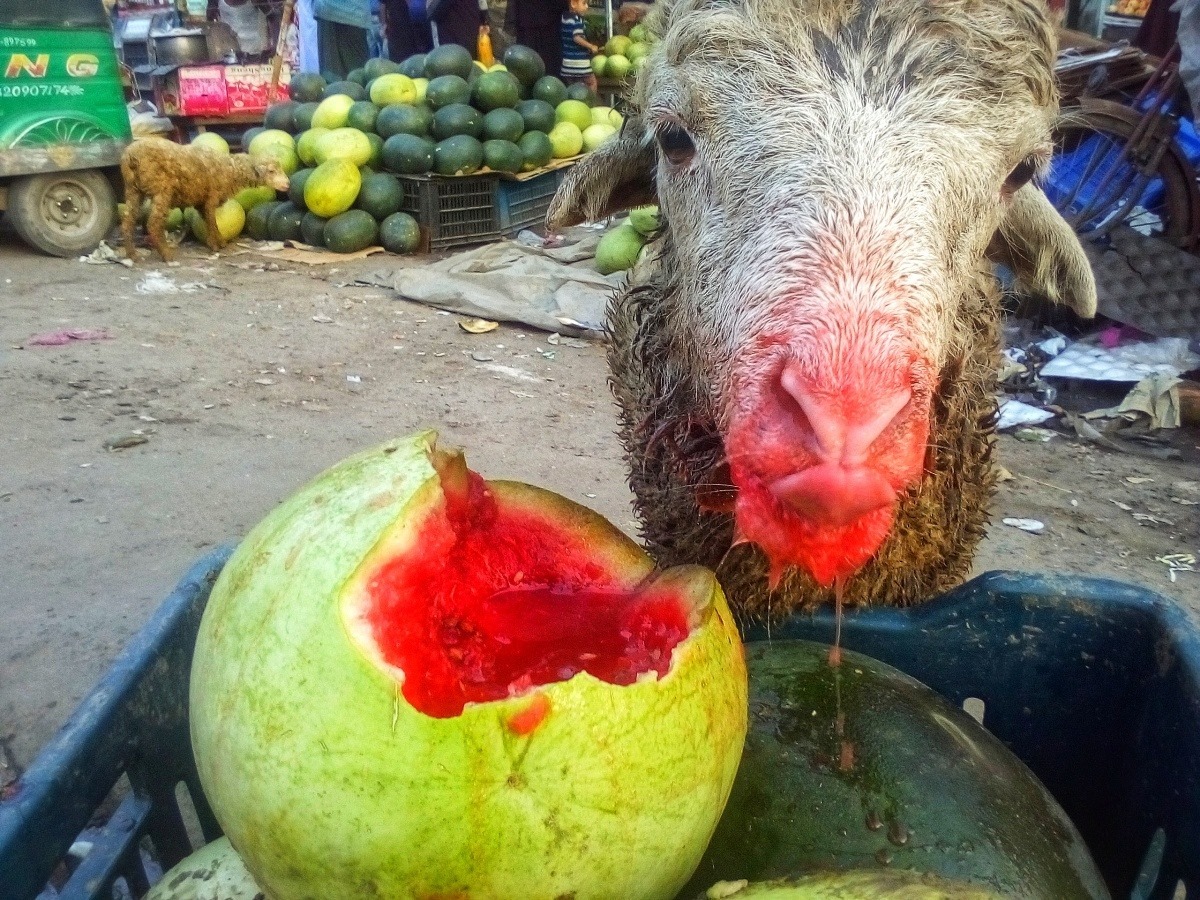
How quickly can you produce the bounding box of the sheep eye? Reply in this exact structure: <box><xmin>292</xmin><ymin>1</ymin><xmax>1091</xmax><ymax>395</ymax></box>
<box><xmin>1004</xmin><ymin>157</ymin><xmax>1038</xmax><ymax>194</ymax></box>
<box><xmin>657</xmin><ymin>123</ymin><xmax>696</xmax><ymax>166</ymax></box>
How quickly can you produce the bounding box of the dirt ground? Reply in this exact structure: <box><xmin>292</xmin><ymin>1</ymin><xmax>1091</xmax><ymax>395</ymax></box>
<box><xmin>1</xmin><ymin>233</ymin><xmax>1197</xmax><ymax>777</ymax></box>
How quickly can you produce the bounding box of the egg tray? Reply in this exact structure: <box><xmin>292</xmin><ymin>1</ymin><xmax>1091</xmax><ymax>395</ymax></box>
<box><xmin>1087</xmin><ymin>225</ymin><xmax>1200</xmax><ymax>340</ymax></box>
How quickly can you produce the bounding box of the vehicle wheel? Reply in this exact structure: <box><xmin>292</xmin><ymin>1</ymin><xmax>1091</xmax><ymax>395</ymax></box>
<box><xmin>1049</xmin><ymin>98</ymin><xmax>1199</xmax><ymax>249</ymax></box>
<box><xmin>7</xmin><ymin>170</ymin><xmax>117</xmax><ymax>257</ymax></box>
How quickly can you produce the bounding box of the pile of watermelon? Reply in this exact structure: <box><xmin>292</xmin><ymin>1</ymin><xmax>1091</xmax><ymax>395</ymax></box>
<box><xmin>233</xmin><ymin>44</ymin><xmax>623</xmax><ymax>254</ymax></box>
<box><xmin>123</xmin><ymin>127</ymin><xmax>422</xmax><ymax>257</ymax></box>
<box><xmin>592</xmin><ymin>24</ymin><xmax>655</xmax><ymax>80</ymax></box>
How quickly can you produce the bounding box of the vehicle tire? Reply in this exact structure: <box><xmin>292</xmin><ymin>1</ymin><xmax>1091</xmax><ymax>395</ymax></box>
<box><xmin>7</xmin><ymin>170</ymin><xmax>117</xmax><ymax>257</ymax></box>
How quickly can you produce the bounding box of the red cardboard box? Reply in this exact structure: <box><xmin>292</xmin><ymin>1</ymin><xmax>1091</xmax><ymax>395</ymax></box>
<box><xmin>176</xmin><ymin>66</ymin><xmax>228</xmax><ymax>117</ymax></box>
<box><xmin>155</xmin><ymin>63</ymin><xmax>291</xmax><ymax>119</ymax></box>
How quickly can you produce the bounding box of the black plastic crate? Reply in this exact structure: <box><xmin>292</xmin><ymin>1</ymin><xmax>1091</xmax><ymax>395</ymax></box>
<box><xmin>398</xmin><ymin>173</ymin><xmax>503</xmax><ymax>252</ymax></box>
<box><xmin>398</xmin><ymin>167</ymin><xmax>570</xmax><ymax>252</ymax></box>
<box><xmin>2</xmin><ymin>551</ymin><xmax>1198</xmax><ymax>900</ymax></box>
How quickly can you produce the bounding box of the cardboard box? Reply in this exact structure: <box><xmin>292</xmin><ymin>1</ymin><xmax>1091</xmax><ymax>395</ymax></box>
<box><xmin>154</xmin><ymin>63</ymin><xmax>292</xmax><ymax>118</ymax></box>
<box><xmin>160</xmin><ymin>65</ymin><xmax>228</xmax><ymax>117</ymax></box>
<box><xmin>225</xmin><ymin>64</ymin><xmax>291</xmax><ymax>113</ymax></box>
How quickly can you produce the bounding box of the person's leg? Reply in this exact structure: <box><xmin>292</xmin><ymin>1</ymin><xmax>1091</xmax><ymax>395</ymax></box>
<box><xmin>316</xmin><ymin>18</ymin><xmax>368</xmax><ymax>78</ymax></box>
<box><xmin>335</xmin><ymin>21</ymin><xmax>370</xmax><ymax>73</ymax></box>
<box><xmin>368</xmin><ymin>6</ymin><xmax>385</xmax><ymax>59</ymax></box>
<box><xmin>317</xmin><ymin>16</ymin><xmax>344</xmax><ymax>77</ymax></box>
<box><xmin>384</xmin><ymin>0</ymin><xmax>420</xmax><ymax>60</ymax></box>
<box><xmin>296</xmin><ymin>0</ymin><xmax>320</xmax><ymax>72</ymax></box>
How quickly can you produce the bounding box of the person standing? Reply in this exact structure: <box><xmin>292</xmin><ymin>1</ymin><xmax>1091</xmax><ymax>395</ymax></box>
<box><xmin>383</xmin><ymin>0</ymin><xmax>432</xmax><ymax>60</ymax></box>
<box><xmin>426</xmin><ymin>0</ymin><xmax>489</xmax><ymax>54</ymax></box>
<box><xmin>560</xmin><ymin>0</ymin><xmax>598</xmax><ymax>91</ymax></box>
<box><xmin>314</xmin><ymin>0</ymin><xmax>371</xmax><ymax>78</ymax></box>
<box><xmin>506</xmin><ymin>0</ymin><xmax>562</xmax><ymax>79</ymax></box>
<box><xmin>295</xmin><ymin>0</ymin><xmax>321</xmax><ymax>73</ymax></box>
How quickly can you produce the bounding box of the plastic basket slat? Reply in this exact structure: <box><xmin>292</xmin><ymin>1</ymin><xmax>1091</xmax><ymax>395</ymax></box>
<box><xmin>496</xmin><ymin>169</ymin><xmax>566</xmax><ymax>235</ymax></box>
<box><xmin>0</xmin><ymin>549</ymin><xmax>232</xmax><ymax>900</ymax></box>
<box><xmin>57</xmin><ymin>792</ymin><xmax>152</xmax><ymax>900</ymax></box>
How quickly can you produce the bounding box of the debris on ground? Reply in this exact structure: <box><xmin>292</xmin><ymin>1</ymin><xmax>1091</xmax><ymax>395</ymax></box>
<box><xmin>997</xmin><ymin>399</ymin><xmax>1055</xmax><ymax>430</ymax></box>
<box><xmin>78</xmin><ymin>241</ymin><xmax>133</xmax><ymax>267</ymax></box>
<box><xmin>1083</xmin><ymin>373</ymin><xmax>1185</xmax><ymax>429</ymax></box>
<box><xmin>135</xmin><ymin>272</ymin><xmax>210</xmax><ymax>294</ymax></box>
<box><xmin>26</xmin><ymin>329</ymin><xmax>111</xmax><ymax>347</ymax></box>
<box><xmin>103</xmin><ymin>434</ymin><xmax>149</xmax><ymax>451</ymax></box>
<box><xmin>546</xmin><ymin>333</ymin><xmax>590</xmax><ymax>349</ymax></box>
<box><xmin>359</xmin><ymin>234</ymin><xmax>615</xmax><ymax>337</ymax></box>
<box><xmin>1013</xmin><ymin>426</ymin><xmax>1057</xmax><ymax>442</ymax></box>
<box><xmin>995</xmin><ymin>323</ymin><xmax>1066</xmax><ymax>426</ymax></box>
<box><xmin>459</xmin><ymin>318</ymin><xmax>499</xmax><ymax>334</ymax></box>
<box><xmin>1040</xmin><ymin>336</ymin><xmax>1200</xmax><ymax>382</ymax></box>
<box><xmin>1065</xmin><ymin>413</ymin><xmax>1182</xmax><ymax>460</ymax></box>
<box><xmin>1155</xmin><ymin>553</ymin><xmax>1197</xmax><ymax>583</ymax></box>
<box><xmin>994</xmin><ymin>318</ymin><xmax>1198</xmax><ymax>465</ymax></box>
<box><xmin>1002</xmin><ymin>517</ymin><xmax>1046</xmax><ymax>533</ymax></box>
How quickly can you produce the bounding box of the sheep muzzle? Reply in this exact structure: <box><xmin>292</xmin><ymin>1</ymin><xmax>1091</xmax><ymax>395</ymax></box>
<box><xmin>723</xmin><ymin>337</ymin><xmax>933</xmax><ymax>586</ymax></box>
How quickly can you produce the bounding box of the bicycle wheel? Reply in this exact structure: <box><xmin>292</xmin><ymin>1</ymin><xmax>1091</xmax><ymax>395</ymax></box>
<box><xmin>1047</xmin><ymin>98</ymin><xmax>1199</xmax><ymax>248</ymax></box>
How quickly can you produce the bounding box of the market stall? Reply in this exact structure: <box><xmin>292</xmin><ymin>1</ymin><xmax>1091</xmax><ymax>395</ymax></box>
<box><xmin>153</xmin><ymin>41</ymin><xmax>634</xmax><ymax>259</ymax></box>
<box><xmin>113</xmin><ymin>0</ymin><xmax>293</xmax><ymax>142</ymax></box>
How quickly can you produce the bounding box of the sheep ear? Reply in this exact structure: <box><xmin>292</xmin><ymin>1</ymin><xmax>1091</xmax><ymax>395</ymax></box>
<box><xmin>547</xmin><ymin>120</ymin><xmax>658</xmax><ymax>229</ymax></box>
<box><xmin>987</xmin><ymin>183</ymin><xmax>1097</xmax><ymax>317</ymax></box>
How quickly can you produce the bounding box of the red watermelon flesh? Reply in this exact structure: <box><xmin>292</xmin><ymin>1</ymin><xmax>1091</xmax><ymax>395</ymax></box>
<box><xmin>360</xmin><ymin>449</ymin><xmax>694</xmax><ymax>718</ymax></box>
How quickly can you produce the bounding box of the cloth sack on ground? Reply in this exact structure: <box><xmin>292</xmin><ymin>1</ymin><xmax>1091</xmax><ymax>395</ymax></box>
<box><xmin>364</xmin><ymin>233</ymin><xmax>621</xmax><ymax>337</ymax></box>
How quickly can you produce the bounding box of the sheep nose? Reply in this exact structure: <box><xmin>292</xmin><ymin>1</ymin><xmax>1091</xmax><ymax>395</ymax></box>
<box><xmin>777</xmin><ymin>364</ymin><xmax>912</xmax><ymax>467</ymax></box>
<box><xmin>769</xmin><ymin>363</ymin><xmax>913</xmax><ymax>527</ymax></box>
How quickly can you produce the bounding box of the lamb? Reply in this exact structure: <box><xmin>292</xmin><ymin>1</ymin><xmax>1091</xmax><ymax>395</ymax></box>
<box><xmin>549</xmin><ymin>0</ymin><xmax>1097</xmax><ymax>619</ymax></box>
<box><xmin>120</xmin><ymin>138</ymin><xmax>289</xmax><ymax>262</ymax></box>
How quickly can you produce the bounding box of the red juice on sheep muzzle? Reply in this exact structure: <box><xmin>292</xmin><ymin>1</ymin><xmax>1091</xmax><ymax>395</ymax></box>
<box><xmin>725</xmin><ymin>351</ymin><xmax>930</xmax><ymax>586</ymax></box>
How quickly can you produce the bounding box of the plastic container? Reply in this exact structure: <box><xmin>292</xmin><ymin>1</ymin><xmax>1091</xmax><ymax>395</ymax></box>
<box><xmin>496</xmin><ymin>169</ymin><xmax>568</xmax><ymax>235</ymax></box>
<box><xmin>397</xmin><ymin>167</ymin><xmax>568</xmax><ymax>252</ymax></box>
<box><xmin>398</xmin><ymin>173</ymin><xmax>503</xmax><ymax>251</ymax></box>
<box><xmin>1</xmin><ymin>549</ymin><xmax>1198</xmax><ymax>900</ymax></box>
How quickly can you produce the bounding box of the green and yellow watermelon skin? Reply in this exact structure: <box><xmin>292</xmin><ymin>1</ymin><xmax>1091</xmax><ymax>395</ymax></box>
<box><xmin>680</xmin><ymin>641</ymin><xmax>1110</xmax><ymax>900</ymax></box>
<box><xmin>190</xmin><ymin>432</ymin><xmax>748</xmax><ymax>900</ymax></box>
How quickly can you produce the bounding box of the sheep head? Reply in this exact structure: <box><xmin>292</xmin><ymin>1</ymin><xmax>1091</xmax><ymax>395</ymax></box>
<box><xmin>249</xmin><ymin>156</ymin><xmax>291</xmax><ymax>192</ymax></box>
<box><xmin>550</xmin><ymin>0</ymin><xmax>1096</xmax><ymax>588</ymax></box>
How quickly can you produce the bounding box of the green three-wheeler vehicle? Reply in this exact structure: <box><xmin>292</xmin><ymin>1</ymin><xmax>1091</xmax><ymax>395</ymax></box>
<box><xmin>0</xmin><ymin>0</ymin><xmax>131</xmax><ymax>256</ymax></box>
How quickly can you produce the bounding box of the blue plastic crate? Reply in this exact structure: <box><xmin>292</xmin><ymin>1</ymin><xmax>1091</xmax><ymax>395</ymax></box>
<box><xmin>496</xmin><ymin>168</ymin><xmax>569</xmax><ymax>235</ymax></box>
<box><xmin>1</xmin><ymin>551</ymin><xmax>1198</xmax><ymax>900</ymax></box>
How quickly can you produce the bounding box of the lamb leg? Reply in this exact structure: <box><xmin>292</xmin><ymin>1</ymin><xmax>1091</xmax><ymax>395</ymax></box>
<box><xmin>121</xmin><ymin>187</ymin><xmax>143</xmax><ymax>261</ymax></box>
<box><xmin>202</xmin><ymin>199</ymin><xmax>225</xmax><ymax>252</ymax></box>
<box><xmin>145</xmin><ymin>198</ymin><xmax>174</xmax><ymax>263</ymax></box>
